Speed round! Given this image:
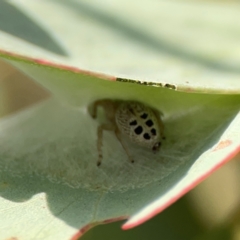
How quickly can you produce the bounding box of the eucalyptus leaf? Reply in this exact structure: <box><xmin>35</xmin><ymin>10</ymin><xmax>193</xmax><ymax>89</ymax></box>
<box><xmin>1</xmin><ymin>0</ymin><xmax>240</xmax><ymax>92</ymax></box>
<box><xmin>0</xmin><ymin>0</ymin><xmax>240</xmax><ymax>239</ymax></box>
<box><xmin>0</xmin><ymin>56</ymin><xmax>239</xmax><ymax>240</ymax></box>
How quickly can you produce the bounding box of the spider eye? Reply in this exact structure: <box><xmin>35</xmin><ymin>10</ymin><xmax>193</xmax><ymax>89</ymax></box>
<box><xmin>152</xmin><ymin>142</ymin><xmax>161</xmax><ymax>153</ymax></box>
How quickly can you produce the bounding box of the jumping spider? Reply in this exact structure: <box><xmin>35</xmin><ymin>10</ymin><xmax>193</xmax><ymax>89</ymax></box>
<box><xmin>89</xmin><ymin>99</ymin><xmax>165</xmax><ymax>166</ymax></box>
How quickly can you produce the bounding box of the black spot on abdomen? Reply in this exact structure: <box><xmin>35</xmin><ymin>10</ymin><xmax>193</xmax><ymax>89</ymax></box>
<box><xmin>134</xmin><ymin>126</ymin><xmax>143</xmax><ymax>135</ymax></box>
<box><xmin>151</xmin><ymin>128</ymin><xmax>156</xmax><ymax>135</ymax></box>
<box><xmin>140</xmin><ymin>113</ymin><xmax>148</xmax><ymax>119</ymax></box>
<box><xmin>145</xmin><ymin>119</ymin><xmax>153</xmax><ymax>127</ymax></box>
<box><xmin>129</xmin><ymin>120</ymin><xmax>137</xmax><ymax>126</ymax></box>
<box><xmin>143</xmin><ymin>133</ymin><xmax>151</xmax><ymax>140</ymax></box>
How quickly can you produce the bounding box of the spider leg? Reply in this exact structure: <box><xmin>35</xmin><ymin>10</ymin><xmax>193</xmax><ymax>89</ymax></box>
<box><xmin>89</xmin><ymin>99</ymin><xmax>116</xmax><ymax>120</ymax></box>
<box><xmin>89</xmin><ymin>100</ymin><xmax>102</xmax><ymax>119</ymax></box>
<box><xmin>115</xmin><ymin>129</ymin><xmax>134</xmax><ymax>164</ymax></box>
<box><xmin>89</xmin><ymin>99</ymin><xmax>118</xmax><ymax>166</ymax></box>
<box><xmin>97</xmin><ymin>123</ymin><xmax>115</xmax><ymax>166</ymax></box>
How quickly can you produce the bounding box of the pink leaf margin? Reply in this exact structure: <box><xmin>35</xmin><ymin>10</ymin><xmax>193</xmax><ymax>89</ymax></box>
<box><xmin>70</xmin><ymin>137</ymin><xmax>239</xmax><ymax>239</ymax></box>
<box><xmin>71</xmin><ymin>216</ymin><xmax>127</xmax><ymax>240</ymax></box>
<box><xmin>122</xmin><ymin>139</ymin><xmax>240</xmax><ymax>230</ymax></box>
<box><xmin>0</xmin><ymin>50</ymin><xmax>116</xmax><ymax>82</ymax></box>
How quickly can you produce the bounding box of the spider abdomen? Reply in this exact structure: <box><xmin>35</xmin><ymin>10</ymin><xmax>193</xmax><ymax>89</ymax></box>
<box><xmin>115</xmin><ymin>101</ymin><xmax>162</xmax><ymax>151</ymax></box>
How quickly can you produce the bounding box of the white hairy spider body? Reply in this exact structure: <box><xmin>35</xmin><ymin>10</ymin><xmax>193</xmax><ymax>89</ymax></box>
<box><xmin>89</xmin><ymin>99</ymin><xmax>165</xmax><ymax>166</ymax></box>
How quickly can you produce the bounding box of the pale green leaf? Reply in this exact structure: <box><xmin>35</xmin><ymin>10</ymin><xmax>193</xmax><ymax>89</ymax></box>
<box><xmin>0</xmin><ymin>0</ymin><xmax>240</xmax><ymax>239</ymax></box>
